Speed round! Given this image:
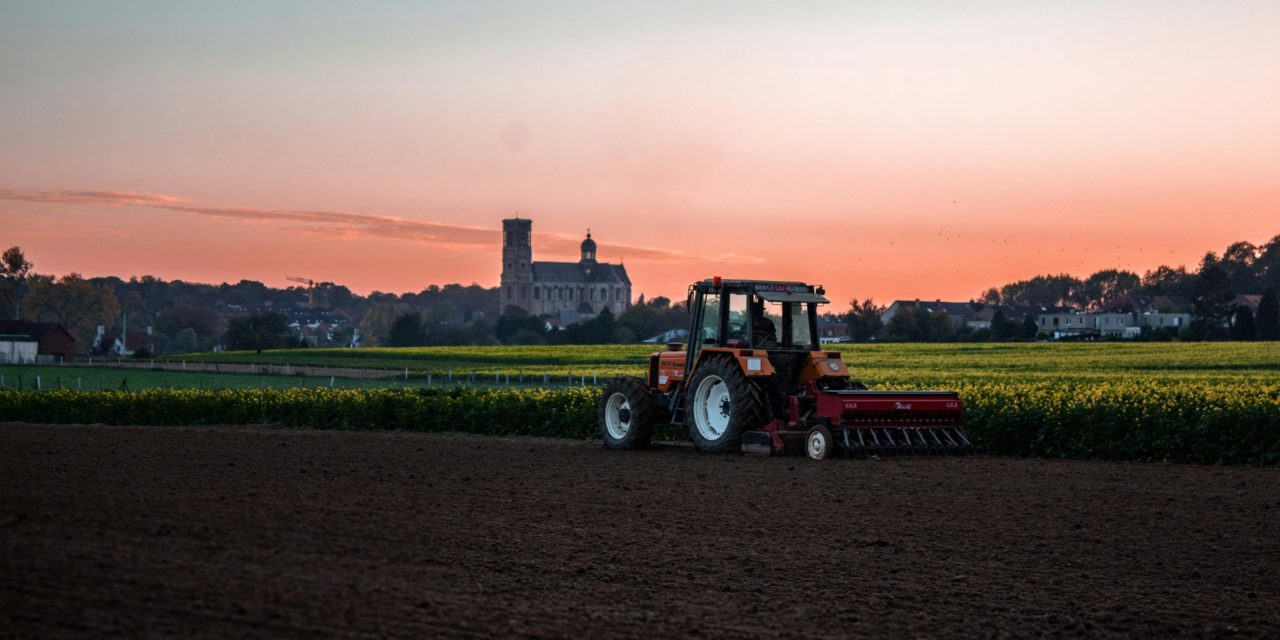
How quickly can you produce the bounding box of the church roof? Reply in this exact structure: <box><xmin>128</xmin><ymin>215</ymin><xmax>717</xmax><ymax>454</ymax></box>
<box><xmin>531</xmin><ymin>261</ymin><xmax>631</xmax><ymax>285</ymax></box>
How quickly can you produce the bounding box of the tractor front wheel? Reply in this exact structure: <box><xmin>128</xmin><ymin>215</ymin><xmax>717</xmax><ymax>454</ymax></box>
<box><xmin>686</xmin><ymin>357</ymin><xmax>765</xmax><ymax>453</ymax></box>
<box><xmin>598</xmin><ymin>376</ymin><xmax>656</xmax><ymax>449</ymax></box>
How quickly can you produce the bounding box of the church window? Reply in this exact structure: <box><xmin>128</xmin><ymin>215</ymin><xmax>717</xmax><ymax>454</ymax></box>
<box><xmin>520</xmin><ymin>286</ymin><xmax>528</xmax><ymax>300</ymax></box>
<box><xmin>534</xmin><ymin>287</ymin><xmax>541</xmax><ymax>300</ymax></box>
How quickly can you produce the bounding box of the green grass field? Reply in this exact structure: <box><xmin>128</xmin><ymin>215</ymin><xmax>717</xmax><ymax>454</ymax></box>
<box><xmin>166</xmin><ymin>342</ymin><xmax>1280</xmax><ymax>386</ymax></box>
<box><xmin>9</xmin><ymin>342</ymin><xmax>1274</xmax><ymax>393</ymax></box>
<box><xmin>0</xmin><ymin>365</ymin><xmax>401</xmax><ymax>392</ymax></box>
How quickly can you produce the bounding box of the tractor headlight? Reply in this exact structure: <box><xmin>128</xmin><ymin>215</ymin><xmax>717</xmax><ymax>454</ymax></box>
<box><xmin>827</xmin><ymin>360</ymin><xmax>840</xmax><ymax>372</ymax></box>
<box><xmin>746</xmin><ymin>357</ymin><xmax>762</xmax><ymax>372</ymax></box>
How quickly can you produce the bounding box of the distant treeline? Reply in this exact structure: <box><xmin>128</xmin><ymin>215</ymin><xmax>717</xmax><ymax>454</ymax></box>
<box><xmin>2</xmin><ymin>233</ymin><xmax>1277</xmax><ymax>353</ymax></box>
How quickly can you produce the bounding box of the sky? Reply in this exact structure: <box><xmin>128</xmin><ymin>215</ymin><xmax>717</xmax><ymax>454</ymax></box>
<box><xmin>2</xmin><ymin>0</ymin><xmax>1278</xmax><ymax>305</ymax></box>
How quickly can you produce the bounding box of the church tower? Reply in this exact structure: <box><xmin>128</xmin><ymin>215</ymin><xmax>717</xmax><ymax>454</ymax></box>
<box><xmin>500</xmin><ymin>218</ymin><xmax>533</xmax><ymax>312</ymax></box>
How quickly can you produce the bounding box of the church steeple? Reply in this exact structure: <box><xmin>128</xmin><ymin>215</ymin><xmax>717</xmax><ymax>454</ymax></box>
<box><xmin>580</xmin><ymin>229</ymin><xmax>597</xmax><ymax>264</ymax></box>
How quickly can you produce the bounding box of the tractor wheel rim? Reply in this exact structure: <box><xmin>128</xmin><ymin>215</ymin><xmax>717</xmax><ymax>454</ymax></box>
<box><xmin>604</xmin><ymin>392</ymin><xmax>630</xmax><ymax>439</ymax></box>
<box><xmin>807</xmin><ymin>431</ymin><xmax>826</xmax><ymax>458</ymax></box>
<box><xmin>694</xmin><ymin>374</ymin><xmax>730</xmax><ymax>440</ymax></box>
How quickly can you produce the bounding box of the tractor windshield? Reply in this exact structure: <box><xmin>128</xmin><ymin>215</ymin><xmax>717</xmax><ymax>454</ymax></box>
<box><xmin>753</xmin><ymin>297</ymin><xmax>817</xmax><ymax>350</ymax></box>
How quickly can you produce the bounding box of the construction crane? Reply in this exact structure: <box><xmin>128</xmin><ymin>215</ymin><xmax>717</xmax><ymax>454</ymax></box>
<box><xmin>286</xmin><ymin>277</ymin><xmax>316</xmax><ymax>309</ymax></box>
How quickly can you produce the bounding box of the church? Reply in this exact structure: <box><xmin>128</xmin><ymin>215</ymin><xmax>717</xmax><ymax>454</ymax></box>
<box><xmin>500</xmin><ymin>218</ymin><xmax>631</xmax><ymax>320</ymax></box>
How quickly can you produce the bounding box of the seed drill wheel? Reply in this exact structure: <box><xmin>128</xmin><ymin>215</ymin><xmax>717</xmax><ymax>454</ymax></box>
<box><xmin>686</xmin><ymin>356</ymin><xmax>765</xmax><ymax>453</ymax></box>
<box><xmin>805</xmin><ymin>425</ymin><xmax>835</xmax><ymax>460</ymax></box>
<box><xmin>598</xmin><ymin>376</ymin><xmax>656</xmax><ymax>449</ymax></box>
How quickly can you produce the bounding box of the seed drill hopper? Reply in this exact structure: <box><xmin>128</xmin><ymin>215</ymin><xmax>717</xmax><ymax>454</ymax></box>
<box><xmin>597</xmin><ymin>278</ymin><xmax>975</xmax><ymax>459</ymax></box>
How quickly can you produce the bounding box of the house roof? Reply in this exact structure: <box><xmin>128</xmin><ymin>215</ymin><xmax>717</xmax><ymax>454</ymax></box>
<box><xmin>0</xmin><ymin>321</ymin><xmax>76</xmax><ymax>343</ymax></box>
<box><xmin>531</xmin><ymin>261</ymin><xmax>631</xmax><ymax>285</ymax></box>
<box><xmin>888</xmin><ymin>300</ymin><xmax>982</xmax><ymax>317</ymax></box>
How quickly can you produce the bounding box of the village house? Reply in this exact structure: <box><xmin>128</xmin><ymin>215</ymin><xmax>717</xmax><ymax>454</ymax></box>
<box><xmin>0</xmin><ymin>321</ymin><xmax>78</xmax><ymax>362</ymax></box>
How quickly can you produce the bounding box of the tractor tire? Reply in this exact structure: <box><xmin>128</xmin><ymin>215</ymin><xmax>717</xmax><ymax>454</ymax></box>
<box><xmin>598</xmin><ymin>376</ymin><xmax>656</xmax><ymax>450</ymax></box>
<box><xmin>686</xmin><ymin>356</ymin><xmax>765</xmax><ymax>453</ymax></box>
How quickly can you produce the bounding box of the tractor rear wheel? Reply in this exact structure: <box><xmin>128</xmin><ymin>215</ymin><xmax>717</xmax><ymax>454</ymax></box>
<box><xmin>686</xmin><ymin>356</ymin><xmax>765</xmax><ymax>453</ymax></box>
<box><xmin>598</xmin><ymin>376</ymin><xmax>656</xmax><ymax>449</ymax></box>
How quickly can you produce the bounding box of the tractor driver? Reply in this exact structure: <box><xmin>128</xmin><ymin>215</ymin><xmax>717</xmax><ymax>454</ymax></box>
<box><xmin>751</xmin><ymin>299</ymin><xmax>779</xmax><ymax>349</ymax></box>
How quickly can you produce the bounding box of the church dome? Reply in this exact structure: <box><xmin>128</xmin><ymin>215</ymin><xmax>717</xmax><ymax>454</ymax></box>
<box><xmin>581</xmin><ymin>232</ymin><xmax>596</xmax><ymax>253</ymax></box>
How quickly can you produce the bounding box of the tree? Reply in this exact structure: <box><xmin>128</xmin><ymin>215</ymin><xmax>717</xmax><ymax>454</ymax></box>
<box><xmin>331</xmin><ymin>325</ymin><xmax>356</xmax><ymax>347</ymax></box>
<box><xmin>978</xmin><ymin>288</ymin><xmax>1001</xmax><ymax>305</ymax></box>
<box><xmin>1021</xmin><ymin>314</ymin><xmax>1039</xmax><ymax>339</ymax></box>
<box><xmin>1081</xmin><ymin>269</ymin><xmax>1139</xmax><ymax>311</ymax></box>
<box><xmin>990</xmin><ymin>309</ymin><xmax>1013</xmax><ymax>341</ymax></box>
<box><xmin>358</xmin><ymin>302</ymin><xmax>399</xmax><ymax>346</ymax></box>
<box><xmin>886</xmin><ymin>305</ymin><xmax>953</xmax><ymax>342</ymax></box>
<box><xmin>1220</xmin><ymin>241</ymin><xmax>1260</xmax><ymax>293</ymax></box>
<box><xmin>1192</xmin><ymin>255</ymin><xmax>1234</xmax><ymax>339</ymax></box>
<box><xmin>1255</xmin><ymin>286</ymin><xmax>1279</xmax><ymax>340</ymax></box>
<box><xmin>154</xmin><ymin>303</ymin><xmax>226</xmax><ymax>350</ymax></box>
<box><xmin>225</xmin><ymin>313</ymin><xmax>291</xmax><ymax>351</ymax></box>
<box><xmin>23</xmin><ymin>273</ymin><xmax>120</xmax><ymax>344</ymax></box>
<box><xmin>495</xmin><ymin>305</ymin><xmax>545</xmax><ymax>344</ymax></box>
<box><xmin>172</xmin><ymin>327</ymin><xmax>200</xmax><ymax>353</ymax></box>
<box><xmin>1140</xmin><ymin>265</ymin><xmax>1195</xmax><ymax>298</ymax></box>
<box><xmin>389</xmin><ymin>312</ymin><xmax>428</xmax><ymax>346</ymax></box>
<box><xmin>999</xmin><ymin>274</ymin><xmax>1083</xmax><ymax>309</ymax></box>
<box><xmin>845</xmin><ymin>299</ymin><xmax>884</xmax><ymax>342</ymax></box>
<box><xmin>1230</xmin><ymin>306</ymin><xmax>1256</xmax><ymax>341</ymax></box>
<box><xmin>0</xmin><ymin>246</ymin><xmax>34</xmax><ymax>319</ymax></box>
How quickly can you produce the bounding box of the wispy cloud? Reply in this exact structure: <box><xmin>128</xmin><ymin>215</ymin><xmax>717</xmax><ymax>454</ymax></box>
<box><xmin>0</xmin><ymin>187</ymin><xmax>763</xmax><ymax>264</ymax></box>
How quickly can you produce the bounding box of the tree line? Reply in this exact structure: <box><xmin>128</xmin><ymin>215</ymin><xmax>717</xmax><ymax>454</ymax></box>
<box><xmin>843</xmin><ymin>234</ymin><xmax>1280</xmax><ymax>342</ymax></box>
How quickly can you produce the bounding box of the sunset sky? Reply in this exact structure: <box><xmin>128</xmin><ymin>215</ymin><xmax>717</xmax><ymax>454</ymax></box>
<box><xmin>3</xmin><ymin>1</ymin><xmax>1278</xmax><ymax>305</ymax></box>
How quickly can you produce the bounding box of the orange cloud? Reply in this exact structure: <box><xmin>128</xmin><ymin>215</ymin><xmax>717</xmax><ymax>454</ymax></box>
<box><xmin>0</xmin><ymin>187</ymin><xmax>760</xmax><ymax>266</ymax></box>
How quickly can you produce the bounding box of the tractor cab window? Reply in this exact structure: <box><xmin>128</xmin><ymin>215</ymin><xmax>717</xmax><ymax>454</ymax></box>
<box><xmin>754</xmin><ymin>298</ymin><xmax>816</xmax><ymax>349</ymax></box>
<box><xmin>725</xmin><ymin>292</ymin><xmax>750</xmax><ymax>344</ymax></box>
<box><xmin>752</xmin><ymin>299</ymin><xmax>782</xmax><ymax>348</ymax></box>
<box><xmin>699</xmin><ymin>297</ymin><xmax>721</xmax><ymax>345</ymax></box>
<box><xmin>789</xmin><ymin>303</ymin><xmax>813</xmax><ymax>347</ymax></box>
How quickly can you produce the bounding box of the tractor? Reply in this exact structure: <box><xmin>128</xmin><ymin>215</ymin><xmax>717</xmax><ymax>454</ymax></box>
<box><xmin>597</xmin><ymin>278</ymin><xmax>974</xmax><ymax>459</ymax></box>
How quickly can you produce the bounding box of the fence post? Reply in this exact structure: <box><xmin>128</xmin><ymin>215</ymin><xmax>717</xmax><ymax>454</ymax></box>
<box><xmin>329</xmin><ymin>376</ymin><xmax>335</xmax><ymax>388</ymax></box>
<box><xmin>427</xmin><ymin>373</ymin><xmax>432</xmax><ymax>386</ymax></box>
<box><xmin>593</xmin><ymin>374</ymin><xmax>598</xmax><ymax>385</ymax></box>
<box><xmin>543</xmin><ymin>373</ymin><xmax>548</xmax><ymax>385</ymax></box>
<box><xmin>505</xmin><ymin>372</ymin><xmax>510</xmax><ymax>387</ymax></box>
<box><xmin>182</xmin><ymin>360</ymin><xmax>187</xmax><ymax>371</ymax></box>
<box><xmin>448</xmin><ymin>369</ymin><xmax>453</xmax><ymax>383</ymax></box>
<box><xmin>36</xmin><ymin>376</ymin><xmax>41</xmax><ymax>390</ymax></box>
<box><xmin>77</xmin><ymin>377</ymin><xmax>82</xmax><ymax>390</ymax></box>
<box><xmin>404</xmin><ymin>367</ymin><xmax>409</xmax><ymax>381</ymax></box>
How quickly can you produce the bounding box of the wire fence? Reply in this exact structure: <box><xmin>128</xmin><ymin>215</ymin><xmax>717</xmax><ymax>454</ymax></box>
<box><xmin>1</xmin><ymin>358</ymin><xmax>611</xmax><ymax>392</ymax></box>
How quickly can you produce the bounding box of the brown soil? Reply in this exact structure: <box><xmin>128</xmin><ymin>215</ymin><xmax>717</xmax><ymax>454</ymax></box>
<box><xmin>2</xmin><ymin>423</ymin><xmax>1277</xmax><ymax>639</ymax></box>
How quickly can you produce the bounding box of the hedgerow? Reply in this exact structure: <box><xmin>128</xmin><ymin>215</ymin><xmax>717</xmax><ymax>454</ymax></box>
<box><xmin>2</xmin><ymin>381</ymin><xmax>1277</xmax><ymax>464</ymax></box>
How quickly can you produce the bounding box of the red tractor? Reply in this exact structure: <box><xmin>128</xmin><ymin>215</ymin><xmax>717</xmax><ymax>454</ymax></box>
<box><xmin>598</xmin><ymin>278</ymin><xmax>974</xmax><ymax>459</ymax></box>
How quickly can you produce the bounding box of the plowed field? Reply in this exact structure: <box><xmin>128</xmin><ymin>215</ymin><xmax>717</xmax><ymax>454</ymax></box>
<box><xmin>2</xmin><ymin>423</ymin><xmax>1277</xmax><ymax>638</ymax></box>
